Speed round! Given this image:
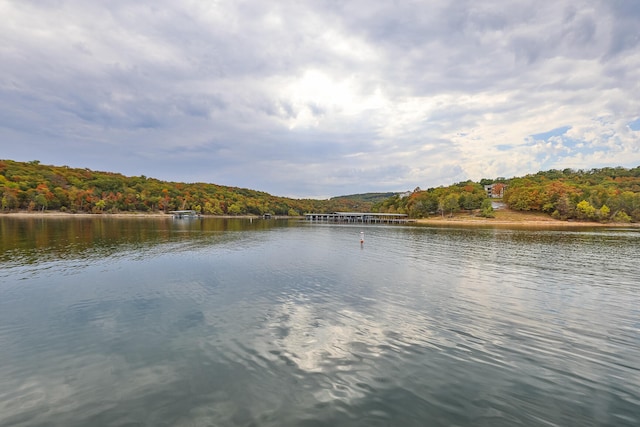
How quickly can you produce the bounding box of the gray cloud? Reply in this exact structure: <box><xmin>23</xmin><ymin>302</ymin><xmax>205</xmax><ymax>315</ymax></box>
<box><xmin>1</xmin><ymin>0</ymin><xmax>639</xmax><ymax>197</ymax></box>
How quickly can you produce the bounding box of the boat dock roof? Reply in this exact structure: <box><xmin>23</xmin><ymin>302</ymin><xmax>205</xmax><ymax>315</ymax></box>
<box><xmin>305</xmin><ymin>212</ymin><xmax>410</xmax><ymax>223</ymax></box>
<box><xmin>169</xmin><ymin>210</ymin><xmax>199</xmax><ymax>218</ymax></box>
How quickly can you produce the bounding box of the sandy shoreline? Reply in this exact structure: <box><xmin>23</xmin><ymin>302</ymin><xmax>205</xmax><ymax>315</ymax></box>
<box><xmin>414</xmin><ymin>211</ymin><xmax>640</xmax><ymax>228</ymax></box>
<box><xmin>414</xmin><ymin>217</ymin><xmax>639</xmax><ymax>228</ymax></box>
<box><xmin>2</xmin><ymin>210</ymin><xmax>638</xmax><ymax>228</ymax></box>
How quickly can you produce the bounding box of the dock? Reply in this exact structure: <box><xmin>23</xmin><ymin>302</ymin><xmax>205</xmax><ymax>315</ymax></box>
<box><xmin>305</xmin><ymin>212</ymin><xmax>411</xmax><ymax>224</ymax></box>
<box><xmin>169</xmin><ymin>210</ymin><xmax>200</xmax><ymax>219</ymax></box>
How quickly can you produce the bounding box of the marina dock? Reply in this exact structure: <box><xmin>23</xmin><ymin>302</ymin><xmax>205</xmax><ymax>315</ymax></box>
<box><xmin>305</xmin><ymin>212</ymin><xmax>411</xmax><ymax>224</ymax></box>
<box><xmin>169</xmin><ymin>210</ymin><xmax>200</xmax><ymax>219</ymax></box>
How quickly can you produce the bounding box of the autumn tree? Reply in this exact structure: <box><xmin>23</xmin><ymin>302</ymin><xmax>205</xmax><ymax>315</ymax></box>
<box><xmin>576</xmin><ymin>200</ymin><xmax>596</xmax><ymax>220</ymax></box>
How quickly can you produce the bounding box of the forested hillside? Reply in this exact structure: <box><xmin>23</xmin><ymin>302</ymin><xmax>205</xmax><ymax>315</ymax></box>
<box><xmin>374</xmin><ymin>166</ymin><xmax>640</xmax><ymax>223</ymax></box>
<box><xmin>0</xmin><ymin>160</ymin><xmax>371</xmax><ymax>215</ymax></box>
<box><xmin>502</xmin><ymin>167</ymin><xmax>640</xmax><ymax>222</ymax></box>
<box><xmin>373</xmin><ymin>182</ymin><xmax>492</xmax><ymax>218</ymax></box>
<box><xmin>3</xmin><ymin>160</ymin><xmax>639</xmax><ymax>222</ymax></box>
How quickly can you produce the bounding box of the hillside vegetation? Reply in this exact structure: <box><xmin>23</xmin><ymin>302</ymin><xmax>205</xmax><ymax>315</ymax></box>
<box><xmin>373</xmin><ymin>182</ymin><xmax>491</xmax><ymax>218</ymax></box>
<box><xmin>374</xmin><ymin>166</ymin><xmax>640</xmax><ymax>223</ymax></box>
<box><xmin>2</xmin><ymin>160</ymin><xmax>639</xmax><ymax>223</ymax></box>
<box><xmin>502</xmin><ymin>167</ymin><xmax>640</xmax><ymax>222</ymax></box>
<box><xmin>330</xmin><ymin>192</ymin><xmax>400</xmax><ymax>204</ymax></box>
<box><xmin>0</xmin><ymin>160</ymin><xmax>371</xmax><ymax>215</ymax></box>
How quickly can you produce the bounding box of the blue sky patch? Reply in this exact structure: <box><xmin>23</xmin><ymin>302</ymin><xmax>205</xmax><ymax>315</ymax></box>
<box><xmin>629</xmin><ymin>119</ymin><xmax>640</xmax><ymax>131</ymax></box>
<box><xmin>531</xmin><ymin>126</ymin><xmax>571</xmax><ymax>141</ymax></box>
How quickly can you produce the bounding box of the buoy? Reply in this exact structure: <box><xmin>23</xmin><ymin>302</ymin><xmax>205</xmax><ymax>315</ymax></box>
<box><xmin>360</xmin><ymin>231</ymin><xmax>364</xmax><ymax>244</ymax></box>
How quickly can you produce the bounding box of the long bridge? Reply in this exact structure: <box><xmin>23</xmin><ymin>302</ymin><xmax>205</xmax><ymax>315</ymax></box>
<box><xmin>305</xmin><ymin>212</ymin><xmax>411</xmax><ymax>224</ymax></box>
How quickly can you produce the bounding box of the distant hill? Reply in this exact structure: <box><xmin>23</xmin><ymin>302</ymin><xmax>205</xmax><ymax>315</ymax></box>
<box><xmin>0</xmin><ymin>159</ymin><xmax>370</xmax><ymax>215</ymax></box>
<box><xmin>331</xmin><ymin>192</ymin><xmax>401</xmax><ymax>204</ymax></box>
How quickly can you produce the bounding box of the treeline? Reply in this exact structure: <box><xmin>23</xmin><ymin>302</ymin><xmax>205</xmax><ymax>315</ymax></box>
<box><xmin>331</xmin><ymin>192</ymin><xmax>398</xmax><ymax>204</ymax></box>
<box><xmin>4</xmin><ymin>159</ymin><xmax>639</xmax><ymax>222</ymax></box>
<box><xmin>374</xmin><ymin>182</ymin><xmax>493</xmax><ymax>218</ymax></box>
<box><xmin>373</xmin><ymin>166</ymin><xmax>640</xmax><ymax>223</ymax></box>
<box><xmin>502</xmin><ymin>167</ymin><xmax>640</xmax><ymax>222</ymax></box>
<box><xmin>0</xmin><ymin>160</ymin><xmax>371</xmax><ymax>215</ymax></box>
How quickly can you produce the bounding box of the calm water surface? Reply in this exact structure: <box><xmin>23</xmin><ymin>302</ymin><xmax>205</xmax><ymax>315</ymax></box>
<box><xmin>0</xmin><ymin>216</ymin><xmax>639</xmax><ymax>426</ymax></box>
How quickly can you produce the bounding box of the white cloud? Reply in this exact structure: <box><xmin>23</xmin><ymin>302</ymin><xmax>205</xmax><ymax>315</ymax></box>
<box><xmin>1</xmin><ymin>0</ymin><xmax>639</xmax><ymax>197</ymax></box>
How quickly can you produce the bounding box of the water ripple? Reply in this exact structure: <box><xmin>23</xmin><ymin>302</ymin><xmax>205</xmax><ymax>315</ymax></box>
<box><xmin>1</xmin><ymin>220</ymin><xmax>639</xmax><ymax>426</ymax></box>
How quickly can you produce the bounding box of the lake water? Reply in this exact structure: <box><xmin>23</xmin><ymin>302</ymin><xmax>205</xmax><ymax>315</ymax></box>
<box><xmin>0</xmin><ymin>216</ymin><xmax>639</xmax><ymax>426</ymax></box>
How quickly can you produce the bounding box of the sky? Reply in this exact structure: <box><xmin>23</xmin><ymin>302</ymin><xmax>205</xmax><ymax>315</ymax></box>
<box><xmin>1</xmin><ymin>1</ymin><xmax>639</xmax><ymax>198</ymax></box>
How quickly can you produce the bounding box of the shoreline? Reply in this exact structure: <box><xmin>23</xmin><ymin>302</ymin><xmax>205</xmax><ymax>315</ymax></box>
<box><xmin>0</xmin><ymin>211</ymin><xmax>290</xmax><ymax>220</ymax></box>
<box><xmin>1</xmin><ymin>211</ymin><xmax>172</xmax><ymax>219</ymax></box>
<box><xmin>414</xmin><ymin>218</ymin><xmax>639</xmax><ymax>228</ymax></box>
<box><xmin>414</xmin><ymin>210</ymin><xmax>640</xmax><ymax>228</ymax></box>
<box><xmin>2</xmin><ymin>210</ymin><xmax>639</xmax><ymax>228</ymax></box>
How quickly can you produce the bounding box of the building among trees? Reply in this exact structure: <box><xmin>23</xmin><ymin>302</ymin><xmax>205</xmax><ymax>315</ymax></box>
<box><xmin>484</xmin><ymin>183</ymin><xmax>506</xmax><ymax>198</ymax></box>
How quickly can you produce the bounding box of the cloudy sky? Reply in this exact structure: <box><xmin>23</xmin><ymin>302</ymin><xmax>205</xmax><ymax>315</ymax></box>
<box><xmin>1</xmin><ymin>1</ymin><xmax>639</xmax><ymax>198</ymax></box>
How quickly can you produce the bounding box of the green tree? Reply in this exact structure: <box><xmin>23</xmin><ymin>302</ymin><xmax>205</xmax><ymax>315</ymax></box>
<box><xmin>227</xmin><ymin>203</ymin><xmax>242</xmax><ymax>215</ymax></box>
<box><xmin>34</xmin><ymin>194</ymin><xmax>48</xmax><ymax>212</ymax></box>
<box><xmin>480</xmin><ymin>198</ymin><xmax>495</xmax><ymax>218</ymax></box>
<box><xmin>442</xmin><ymin>193</ymin><xmax>460</xmax><ymax>217</ymax></box>
<box><xmin>553</xmin><ymin>195</ymin><xmax>575</xmax><ymax>220</ymax></box>
<box><xmin>1</xmin><ymin>190</ymin><xmax>18</xmax><ymax>210</ymax></box>
<box><xmin>94</xmin><ymin>199</ymin><xmax>106</xmax><ymax>213</ymax></box>
<box><xmin>613</xmin><ymin>211</ymin><xmax>632</xmax><ymax>223</ymax></box>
